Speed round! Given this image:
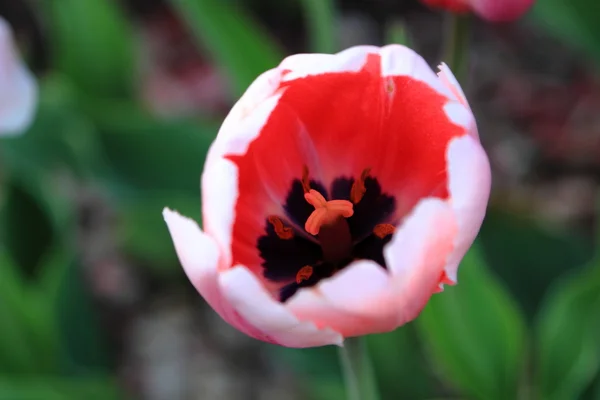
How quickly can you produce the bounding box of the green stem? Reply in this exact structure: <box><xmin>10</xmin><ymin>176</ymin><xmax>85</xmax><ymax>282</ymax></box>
<box><xmin>595</xmin><ymin>188</ymin><xmax>600</xmax><ymax>262</ymax></box>
<box><xmin>300</xmin><ymin>0</ymin><xmax>336</xmax><ymax>53</ymax></box>
<box><xmin>385</xmin><ymin>19</ymin><xmax>411</xmax><ymax>47</ymax></box>
<box><xmin>338</xmin><ymin>336</ymin><xmax>380</xmax><ymax>400</ymax></box>
<box><xmin>443</xmin><ymin>14</ymin><xmax>470</xmax><ymax>81</ymax></box>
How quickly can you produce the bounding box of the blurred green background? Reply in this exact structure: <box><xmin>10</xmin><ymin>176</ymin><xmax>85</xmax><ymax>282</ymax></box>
<box><xmin>1</xmin><ymin>0</ymin><xmax>600</xmax><ymax>399</ymax></box>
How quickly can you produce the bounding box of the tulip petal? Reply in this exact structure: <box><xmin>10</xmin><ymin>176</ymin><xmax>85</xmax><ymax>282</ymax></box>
<box><xmin>279</xmin><ymin>45</ymin><xmax>380</xmax><ymax>82</ymax></box>
<box><xmin>384</xmin><ymin>198</ymin><xmax>458</xmax><ymax>324</ymax></box>
<box><xmin>219</xmin><ymin>265</ymin><xmax>343</xmax><ymax>347</ymax></box>
<box><xmin>444</xmin><ymin>134</ymin><xmax>491</xmax><ymax>282</ymax></box>
<box><xmin>437</xmin><ymin>63</ymin><xmax>479</xmax><ymax>140</ymax></box>
<box><xmin>163</xmin><ymin>208</ymin><xmax>231</xmax><ymax>319</ymax></box>
<box><xmin>437</xmin><ymin>63</ymin><xmax>468</xmax><ymax>107</ymax></box>
<box><xmin>470</xmin><ymin>0</ymin><xmax>535</xmax><ymax>22</ymax></box>
<box><xmin>287</xmin><ymin>198</ymin><xmax>457</xmax><ymax>337</ymax></box>
<box><xmin>287</xmin><ymin>260</ymin><xmax>401</xmax><ymax>336</ymax></box>
<box><xmin>201</xmin><ymin>70</ymin><xmax>283</xmax><ymax>266</ymax></box>
<box><xmin>379</xmin><ymin>45</ymin><xmax>454</xmax><ymax>99</ymax></box>
<box><xmin>0</xmin><ymin>18</ymin><xmax>37</xmax><ymax>136</ymax></box>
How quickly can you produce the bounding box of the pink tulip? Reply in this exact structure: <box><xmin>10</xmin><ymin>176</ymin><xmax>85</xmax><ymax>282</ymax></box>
<box><xmin>421</xmin><ymin>0</ymin><xmax>535</xmax><ymax>22</ymax></box>
<box><xmin>164</xmin><ymin>45</ymin><xmax>491</xmax><ymax>347</ymax></box>
<box><xmin>0</xmin><ymin>17</ymin><xmax>37</xmax><ymax>136</ymax></box>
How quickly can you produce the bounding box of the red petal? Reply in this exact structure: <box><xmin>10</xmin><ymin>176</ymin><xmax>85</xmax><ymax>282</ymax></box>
<box><xmin>227</xmin><ymin>52</ymin><xmax>466</xmax><ymax>276</ymax></box>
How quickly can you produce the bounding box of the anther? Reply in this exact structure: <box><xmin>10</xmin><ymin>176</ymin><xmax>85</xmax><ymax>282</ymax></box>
<box><xmin>301</xmin><ymin>166</ymin><xmax>311</xmax><ymax>193</ymax></box>
<box><xmin>296</xmin><ymin>265</ymin><xmax>313</xmax><ymax>284</ymax></box>
<box><xmin>350</xmin><ymin>168</ymin><xmax>371</xmax><ymax>204</ymax></box>
<box><xmin>268</xmin><ymin>216</ymin><xmax>293</xmax><ymax>239</ymax></box>
<box><xmin>373</xmin><ymin>223</ymin><xmax>396</xmax><ymax>239</ymax></box>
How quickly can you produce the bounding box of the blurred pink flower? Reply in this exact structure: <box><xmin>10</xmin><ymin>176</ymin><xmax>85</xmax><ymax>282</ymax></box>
<box><xmin>421</xmin><ymin>0</ymin><xmax>535</xmax><ymax>21</ymax></box>
<box><xmin>0</xmin><ymin>17</ymin><xmax>37</xmax><ymax>135</ymax></box>
<box><xmin>163</xmin><ymin>45</ymin><xmax>491</xmax><ymax>347</ymax></box>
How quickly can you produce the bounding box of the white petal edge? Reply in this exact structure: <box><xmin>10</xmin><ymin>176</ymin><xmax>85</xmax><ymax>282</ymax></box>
<box><xmin>379</xmin><ymin>44</ymin><xmax>454</xmax><ymax>100</ymax></box>
<box><xmin>443</xmin><ymin>102</ymin><xmax>475</xmax><ymax>133</ymax></box>
<box><xmin>202</xmin><ymin>89</ymin><xmax>283</xmax><ymax>263</ymax></box>
<box><xmin>444</xmin><ymin>134</ymin><xmax>491</xmax><ymax>282</ymax></box>
<box><xmin>437</xmin><ymin>62</ymin><xmax>469</xmax><ymax>107</ymax></box>
<box><xmin>0</xmin><ymin>19</ymin><xmax>37</xmax><ymax>136</ymax></box>
<box><xmin>163</xmin><ymin>208</ymin><xmax>230</xmax><ymax>319</ymax></box>
<box><xmin>210</xmin><ymin>68</ymin><xmax>282</xmax><ymax>158</ymax></box>
<box><xmin>437</xmin><ymin>63</ymin><xmax>479</xmax><ymax>140</ymax></box>
<box><xmin>384</xmin><ymin>198</ymin><xmax>458</xmax><ymax>325</ymax></box>
<box><xmin>285</xmin><ymin>198</ymin><xmax>457</xmax><ymax>337</ymax></box>
<box><xmin>279</xmin><ymin>45</ymin><xmax>380</xmax><ymax>82</ymax></box>
<box><xmin>279</xmin><ymin>45</ymin><xmax>457</xmax><ymax>103</ymax></box>
<box><xmin>219</xmin><ymin>265</ymin><xmax>344</xmax><ymax>348</ymax></box>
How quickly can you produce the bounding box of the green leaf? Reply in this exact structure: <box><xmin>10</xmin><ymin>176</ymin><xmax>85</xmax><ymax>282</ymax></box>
<box><xmin>44</xmin><ymin>254</ymin><xmax>111</xmax><ymax>375</ymax></box>
<box><xmin>118</xmin><ymin>191</ymin><xmax>200</xmax><ymax>271</ymax></box>
<box><xmin>300</xmin><ymin>0</ymin><xmax>337</xmax><ymax>53</ymax></box>
<box><xmin>0</xmin><ymin>377</ymin><xmax>123</xmax><ymax>400</ymax></box>
<box><xmin>1</xmin><ymin>75</ymin><xmax>106</xmax><ymax>180</ymax></box>
<box><xmin>478</xmin><ymin>209</ymin><xmax>593</xmax><ymax>318</ymax></box>
<box><xmin>1</xmin><ymin>179</ymin><xmax>54</xmax><ymax>277</ymax></box>
<box><xmin>367</xmin><ymin>327</ymin><xmax>434</xmax><ymax>399</ymax></box>
<box><xmin>85</xmin><ymin>99</ymin><xmax>218</xmax><ymax>195</ymax></box>
<box><xmin>309</xmin><ymin>380</ymin><xmax>346</xmax><ymax>400</ymax></box>
<box><xmin>47</xmin><ymin>0</ymin><xmax>135</xmax><ymax>97</ymax></box>
<box><xmin>535</xmin><ymin>263</ymin><xmax>600</xmax><ymax>400</ymax></box>
<box><xmin>416</xmin><ymin>246</ymin><xmax>527</xmax><ymax>400</ymax></box>
<box><xmin>385</xmin><ymin>20</ymin><xmax>411</xmax><ymax>47</ymax></box>
<box><xmin>168</xmin><ymin>0</ymin><xmax>284</xmax><ymax>96</ymax></box>
<box><xmin>267</xmin><ymin>345</ymin><xmax>342</xmax><ymax>400</ymax></box>
<box><xmin>268</xmin><ymin>345</ymin><xmax>341</xmax><ymax>382</ymax></box>
<box><xmin>0</xmin><ymin>177</ymin><xmax>75</xmax><ymax>374</ymax></box>
<box><xmin>530</xmin><ymin>0</ymin><xmax>600</xmax><ymax>62</ymax></box>
<box><xmin>0</xmin><ymin>251</ymin><xmax>38</xmax><ymax>373</ymax></box>
<box><xmin>270</xmin><ymin>328</ymin><xmax>434</xmax><ymax>399</ymax></box>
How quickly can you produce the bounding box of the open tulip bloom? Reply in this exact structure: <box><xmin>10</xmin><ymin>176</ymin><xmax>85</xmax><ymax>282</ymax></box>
<box><xmin>421</xmin><ymin>0</ymin><xmax>536</xmax><ymax>22</ymax></box>
<box><xmin>0</xmin><ymin>17</ymin><xmax>37</xmax><ymax>136</ymax></box>
<box><xmin>164</xmin><ymin>45</ymin><xmax>491</xmax><ymax>348</ymax></box>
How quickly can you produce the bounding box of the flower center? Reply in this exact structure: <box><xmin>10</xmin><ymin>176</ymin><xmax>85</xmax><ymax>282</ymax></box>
<box><xmin>257</xmin><ymin>165</ymin><xmax>397</xmax><ymax>301</ymax></box>
<box><xmin>304</xmin><ymin>189</ymin><xmax>354</xmax><ymax>265</ymax></box>
<box><xmin>295</xmin><ymin>168</ymin><xmax>377</xmax><ymax>284</ymax></box>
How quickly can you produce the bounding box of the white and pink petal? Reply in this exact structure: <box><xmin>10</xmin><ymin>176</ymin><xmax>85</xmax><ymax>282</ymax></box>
<box><xmin>0</xmin><ymin>17</ymin><xmax>37</xmax><ymax>136</ymax></box>
<box><xmin>443</xmin><ymin>134</ymin><xmax>491</xmax><ymax>282</ymax></box>
<box><xmin>219</xmin><ymin>266</ymin><xmax>343</xmax><ymax>347</ymax></box>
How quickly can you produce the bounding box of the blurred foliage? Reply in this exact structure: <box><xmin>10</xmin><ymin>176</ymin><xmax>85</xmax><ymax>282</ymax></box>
<box><xmin>531</xmin><ymin>0</ymin><xmax>600</xmax><ymax>63</ymax></box>
<box><xmin>169</xmin><ymin>0</ymin><xmax>284</xmax><ymax>96</ymax></box>
<box><xmin>535</xmin><ymin>260</ymin><xmax>600</xmax><ymax>400</ymax></box>
<box><xmin>478</xmin><ymin>209</ymin><xmax>594</xmax><ymax>318</ymax></box>
<box><xmin>46</xmin><ymin>0</ymin><xmax>135</xmax><ymax>98</ymax></box>
<box><xmin>417</xmin><ymin>247</ymin><xmax>527</xmax><ymax>400</ymax></box>
<box><xmin>299</xmin><ymin>0</ymin><xmax>337</xmax><ymax>53</ymax></box>
<box><xmin>1</xmin><ymin>0</ymin><xmax>600</xmax><ymax>399</ymax></box>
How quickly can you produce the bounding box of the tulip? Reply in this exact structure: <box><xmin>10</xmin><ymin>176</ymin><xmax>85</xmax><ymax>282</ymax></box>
<box><xmin>0</xmin><ymin>17</ymin><xmax>37</xmax><ymax>136</ymax></box>
<box><xmin>421</xmin><ymin>0</ymin><xmax>535</xmax><ymax>22</ymax></box>
<box><xmin>164</xmin><ymin>45</ymin><xmax>491</xmax><ymax>347</ymax></box>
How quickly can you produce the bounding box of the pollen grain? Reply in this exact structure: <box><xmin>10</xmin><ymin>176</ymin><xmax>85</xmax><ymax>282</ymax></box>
<box><xmin>296</xmin><ymin>265</ymin><xmax>313</xmax><ymax>284</ymax></box>
<box><xmin>268</xmin><ymin>216</ymin><xmax>294</xmax><ymax>239</ymax></box>
<box><xmin>301</xmin><ymin>166</ymin><xmax>311</xmax><ymax>193</ymax></box>
<box><xmin>373</xmin><ymin>223</ymin><xmax>396</xmax><ymax>239</ymax></box>
<box><xmin>350</xmin><ymin>168</ymin><xmax>371</xmax><ymax>204</ymax></box>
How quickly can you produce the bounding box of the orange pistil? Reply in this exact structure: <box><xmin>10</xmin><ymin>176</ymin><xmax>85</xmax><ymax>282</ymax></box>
<box><xmin>350</xmin><ymin>168</ymin><xmax>371</xmax><ymax>204</ymax></box>
<box><xmin>373</xmin><ymin>223</ymin><xmax>396</xmax><ymax>238</ymax></box>
<box><xmin>268</xmin><ymin>216</ymin><xmax>293</xmax><ymax>239</ymax></box>
<box><xmin>296</xmin><ymin>265</ymin><xmax>313</xmax><ymax>284</ymax></box>
<box><xmin>304</xmin><ymin>189</ymin><xmax>354</xmax><ymax>235</ymax></box>
<box><xmin>301</xmin><ymin>166</ymin><xmax>311</xmax><ymax>193</ymax></box>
